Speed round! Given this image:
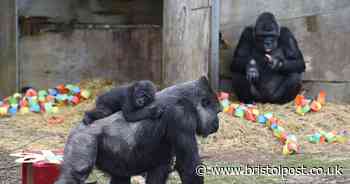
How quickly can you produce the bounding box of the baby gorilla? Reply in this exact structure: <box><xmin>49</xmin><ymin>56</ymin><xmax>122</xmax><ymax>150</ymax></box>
<box><xmin>83</xmin><ymin>80</ymin><xmax>161</xmax><ymax>125</ymax></box>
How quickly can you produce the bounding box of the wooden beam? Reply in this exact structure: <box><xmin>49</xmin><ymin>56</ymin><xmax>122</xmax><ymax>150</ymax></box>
<box><xmin>210</xmin><ymin>0</ymin><xmax>220</xmax><ymax>91</ymax></box>
<box><xmin>162</xmin><ymin>0</ymin><xmax>210</xmax><ymax>87</ymax></box>
<box><xmin>0</xmin><ymin>0</ymin><xmax>17</xmax><ymax>97</ymax></box>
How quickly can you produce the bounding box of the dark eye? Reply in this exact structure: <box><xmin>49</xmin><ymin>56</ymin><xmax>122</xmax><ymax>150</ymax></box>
<box><xmin>201</xmin><ymin>98</ymin><xmax>211</xmax><ymax>107</ymax></box>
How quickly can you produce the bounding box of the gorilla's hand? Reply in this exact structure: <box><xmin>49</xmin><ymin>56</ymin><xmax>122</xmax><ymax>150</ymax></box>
<box><xmin>265</xmin><ymin>54</ymin><xmax>283</xmax><ymax>71</ymax></box>
<box><xmin>150</xmin><ymin>105</ymin><xmax>164</xmax><ymax>119</ymax></box>
<box><xmin>246</xmin><ymin>59</ymin><xmax>259</xmax><ymax>83</ymax></box>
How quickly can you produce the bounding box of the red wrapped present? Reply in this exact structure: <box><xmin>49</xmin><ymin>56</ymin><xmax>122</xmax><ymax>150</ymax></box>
<box><xmin>22</xmin><ymin>162</ymin><xmax>60</xmax><ymax>184</ymax></box>
<box><xmin>11</xmin><ymin>150</ymin><xmax>63</xmax><ymax>184</ymax></box>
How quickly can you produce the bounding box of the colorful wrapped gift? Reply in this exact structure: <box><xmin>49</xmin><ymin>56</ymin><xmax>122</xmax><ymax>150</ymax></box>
<box><xmin>308</xmin><ymin>130</ymin><xmax>348</xmax><ymax>144</ymax></box>
<box><xmin>0</xmin><ymin>83</ymin><xmax>91</xmax><ymax>117</ymax></box>
<box><xmin>11</xmin><ymin>150</ymin><xmax>63</xmax><ymax>184</ymax></box>
<box><xmin>295</xmin><ymin>91</ymin><xmax>326</xmax><ymax>115</ymax></box>
<box><xmin>218</xmin><ymin>92</ymin><xmax>301</xmax><ymax>155</ymax></box>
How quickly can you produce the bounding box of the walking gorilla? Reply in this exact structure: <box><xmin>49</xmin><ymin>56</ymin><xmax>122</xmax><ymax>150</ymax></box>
<box><xmin>231</xmin><ymin>12</ymin><xmax>305</xmax><ymax>104</ymax></box>
<box><xmin>55</xmin><ymin>77</ymin><xmax>221</xmax><ymax>184</ymax></box>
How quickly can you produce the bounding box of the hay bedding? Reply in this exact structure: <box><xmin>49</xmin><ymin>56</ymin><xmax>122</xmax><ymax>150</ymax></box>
<box><xmin>0</xmin><ymin>80</ymin><xmax>349</xmax><ymax>183</ymax></box>
<box><xmin>202</xmin><ymin>102</ymin><xmax>350</xmax><ymax>155</ymax></box>
<box><xmin>0</xmin><ymin>79</ymin><xmax>115</xmax><ymax>151</ymax></box>
<box><xmin>0</xmin><ymin>79</ymin><xmax>349</xmax><ymax>154</ymax></box>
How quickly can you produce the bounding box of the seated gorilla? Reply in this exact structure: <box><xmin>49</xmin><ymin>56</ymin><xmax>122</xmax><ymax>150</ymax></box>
<box><xmin>83</xmin><ymin>80</ymin><xmax>160</xmax><ymax>125</ymax></box>
<box><xmin>231</xmin><ymin>12</ymin><xmax>305</xmax><ymax>104</ymax></box>
<box><xmin>55</xmin><ymin>77</ymin><xmax>221</xmax><ymax>184</ymax></box>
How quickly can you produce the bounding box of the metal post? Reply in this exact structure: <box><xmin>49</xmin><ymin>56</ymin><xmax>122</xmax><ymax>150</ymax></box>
<box><xmin>15</xmin><ymin>0</ymin><xmax>20</xmax><ymax>92</ymax></box>
<box><xmin>210</xmin><ymin>0</ymin><xmax>220</xmax><ymax>91</ymax></box>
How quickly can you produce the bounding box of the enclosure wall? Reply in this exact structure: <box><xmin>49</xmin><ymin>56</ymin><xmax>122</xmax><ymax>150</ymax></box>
<box><xmin>19</xmin><ymin>27</ymin><xmax>162</xmax><ymax>89</ymax></box>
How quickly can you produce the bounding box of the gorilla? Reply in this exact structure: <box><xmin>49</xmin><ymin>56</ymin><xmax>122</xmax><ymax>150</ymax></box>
<box><xmin>83</xmin><ymin>80</ymin><xmax>160</xmax><ymax>125</ymax></box>
<box><xmin>231</xmin><ymin>12</ymin><xmax>305</xmax><ymax>104</ymax></box>
<box><xmin>55</xmin><ymin>76</ymin><xmax>221</xmax><ymax>184</ymax></box>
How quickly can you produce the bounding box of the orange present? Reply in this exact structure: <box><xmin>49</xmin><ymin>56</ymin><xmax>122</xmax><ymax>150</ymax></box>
<box><xmin>294</xmin><ymin>95</ymin><xmax>304</xmax><ymax>106</ymax></box>
<box><xmin>226</xmin><ymin>105</ymin><xmax>235</xmax><ymax>115</ymax></box>
<box><xmin>317</xmin><ymin>90</ymin><xmax>326</xmax><ymax>105</ymax></box>
<box><xmin>56</xmin><ymin>84</ymin><xmax>69</xmax><ymax>94</ymax></box>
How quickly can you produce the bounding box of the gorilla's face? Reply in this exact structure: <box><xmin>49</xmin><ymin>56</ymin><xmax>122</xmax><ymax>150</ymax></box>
<box><xmin>133</xmin><ymin>80</ymin><xmax>156</xmax><ymax>108</ymax></box>
<box><xmin>195</xmin><ymin>77</ymin><xmax>221</xmax><ymax>137</ymax></box>
<box><xmin>256</xmin><ymin>35</ymin><xmax>278</xmax><ymax>53</ymax></box>
<box><xmin>158</xmin><ymin>76</ymin><xmax>221</xmax><ymax>137</ymax></box>
<box><xmin>196</xmin><ymin>97</ymin><xmax>220</xmax><ymax>137</ymax></box>
<box><xmin>134</xmin><ymin>91</ymin><xmax>149</xmax><ymax>107</ymax></box>
<box><xmin>254</xmin><ymin>12</ymin><xmax>280</xmax><ymax>53</ymax></box>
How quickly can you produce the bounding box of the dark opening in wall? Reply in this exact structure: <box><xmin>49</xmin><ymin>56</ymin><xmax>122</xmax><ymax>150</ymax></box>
<box><xmin>19</xmin><ymin>16</ymin><xmax>76</xmax><ymax>37</ymax></box>
<box><xmin>19</xmin><ymin>16</ymin><xmax>49</xmax><ymax>36</ymax></box>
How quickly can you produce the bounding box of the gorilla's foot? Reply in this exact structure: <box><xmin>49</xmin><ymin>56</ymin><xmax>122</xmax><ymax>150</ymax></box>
<box><xmin>110</xmin><ymin>176</ymin><xmax>131</xmax><ymax>184</ymax></box>
<box><xmin>250</xmin><ymin>84</ymin><xmax>262</xmax><ymax>102</ymax></box>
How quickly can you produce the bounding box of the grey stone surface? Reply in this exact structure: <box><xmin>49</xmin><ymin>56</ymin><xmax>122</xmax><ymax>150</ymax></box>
<box><xmin>303</xmin><ymin>81</ymin><xmax>350</xmax><ymax>103</ymax></box>
<box><xmin>19</xmin><ymin>28</ymin><xmax>162</xmax><ymax>90</ymax></box>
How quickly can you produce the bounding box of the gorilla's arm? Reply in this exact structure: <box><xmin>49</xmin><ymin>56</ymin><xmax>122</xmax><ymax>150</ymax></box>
<box><xmin>174</xmin><ymin>134</ymin><xmax>202</xmax><ymax>184</ymax></box>
<box><xmin>278</xmin><ymin>27</ymin><xmax>306</xmax><ymax>73</ymax></box>
<box><xmin>231</xmin><ymin>27</ymin><xmax>254</xmax><ymax>74</ymax></box>
<box><xmin>122</xmin><ymin>105</ymin><xmax>158</xmax><ymax>122</ymax></box>
<box><xmin>166</xmin><ymin>99</ymin><xmax>204</xmax><ymax>184</ymax></box>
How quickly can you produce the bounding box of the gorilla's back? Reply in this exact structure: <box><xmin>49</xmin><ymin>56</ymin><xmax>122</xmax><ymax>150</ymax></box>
<box><xmin>90</xmin><ymin>111</ymin><xmax>169</xmax><ymax>176</ymax></box>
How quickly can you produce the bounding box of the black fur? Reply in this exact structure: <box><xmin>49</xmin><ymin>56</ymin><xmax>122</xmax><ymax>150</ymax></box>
<box><xmin>20</xmin><ymin>86</ymin><xmax>35</xmax><ymax>94</ymax></box>
<box><xmin>55</xmin><ymin>77</ymin><xmax>220</xmax><ymax>184</ymax></box>
<box><xmin>231</xmin><ymin>12</ymin><xmax>305</xmax><ymax>104</ymax></box>
<box><xmin>83</xmin><ymin>80</ymin><xmax>159</xmax><ymax>124</ymax></box>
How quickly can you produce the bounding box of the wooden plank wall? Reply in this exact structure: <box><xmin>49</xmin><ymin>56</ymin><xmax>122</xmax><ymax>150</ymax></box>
<box><xmin>19</xmin><ymin>26</ymin><xmax>162</xmax><ymax>89</ymax></box>
<box><xmin>163</xmin><ymin>0</ymin><xmax>211</xmax><ymax>87</ymax></box>
<box><xmin>0</xmin><ymin>0</ymin><xmax>17</xmax><ymax>98</ymax></box>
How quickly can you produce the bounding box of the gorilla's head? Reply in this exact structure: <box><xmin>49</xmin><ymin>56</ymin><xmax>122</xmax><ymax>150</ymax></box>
<box><xmin>160</xmin><ymin>76</ymin><xmax>221</xmax><ymax>137</ymax></box>
<box><xmin>254</xmin><ymin>12</ymin><xmax>280</xmax><ymax>53</ymax></box>
<box><xmin>195</xmin><ymin>77</ymin><xmax>220</xmax><ymax>137</ymax></box>
<box><xmin>132</xmin><ymin>80</ymin><xmax>157</xmax><ymax>108</ymax></box>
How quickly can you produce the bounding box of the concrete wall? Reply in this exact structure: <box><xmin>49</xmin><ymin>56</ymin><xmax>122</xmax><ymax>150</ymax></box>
<box><xmin>19</xmin><ymin>27</ymin><xmax>162</xmax><ymax>90</ymax></box>
<box><xmin>15</xmin><ymin>0</ymin><xmax>163</xmax><ymax>91</ymax></box>
<box><xmin>220</xmin><ymin>0</ymin><xmax>350</xmax><ymax>103</ymax></box>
